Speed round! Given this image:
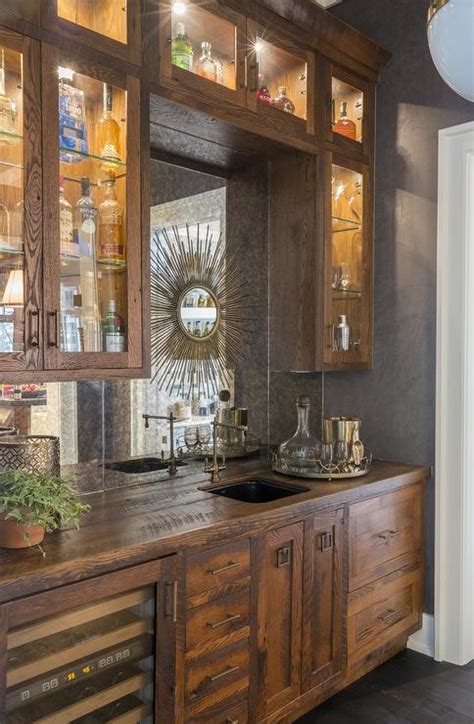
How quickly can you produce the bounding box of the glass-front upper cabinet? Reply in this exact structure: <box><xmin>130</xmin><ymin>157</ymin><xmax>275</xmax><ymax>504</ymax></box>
<box><xmin>247</xmin><ymin>19</ymin><xmax>315</xmax><ymax>139</ymax></box>
<box><xmin>325</xmin><ymin>156</ymin><xmax>372</xmax><ymax>368</ymax></box>
<box><xmin>158</xmin><ymin>0</ymin><xmax>247</xmax><ymax>106</ymax></box>
<box><xmin>0</xmin><ymin>29</ymin><xmax>42</xmax><ymax>374</ymax></box>
<box><xmin>43</xmin><ymin>0</ymin><xmax>141</xmax><ymax>65</ymax></box>
<box><xmin>42</xmin><ymin>45</ymin><xmax>143</xmax><ymax>372</ymax></box>
<box><xmin>329</xmin><ymin>67</ymin><xmax>373</xmax><ymax>157</ymax></box>
<box><xmin>1</xmin><ymin>558</ymin><xmax>177</xmax><ymax>723</ymax></box>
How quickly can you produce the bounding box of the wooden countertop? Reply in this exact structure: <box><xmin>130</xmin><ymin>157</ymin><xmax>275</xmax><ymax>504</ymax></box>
<box><xmin>0</xmin><ymin>458</ymin><xmax>428</xmax><ymax>605</ymax></box>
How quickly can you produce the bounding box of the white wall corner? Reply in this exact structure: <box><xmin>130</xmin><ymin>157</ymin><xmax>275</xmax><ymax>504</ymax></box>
<box><xmin>408</xmin><ymin>614</ymin><xmax>435</xmax><ymax>658</ymax></box>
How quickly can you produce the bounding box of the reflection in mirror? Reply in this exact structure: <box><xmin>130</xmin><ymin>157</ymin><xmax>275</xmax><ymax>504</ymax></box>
<box><xmin>179</xmin><ymin>286</ymin><xmax>219</xmax><ymax>340</ymax></box>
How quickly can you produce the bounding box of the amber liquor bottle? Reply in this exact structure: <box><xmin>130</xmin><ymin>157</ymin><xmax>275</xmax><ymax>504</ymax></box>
<box><xmin>334</xmin><ymin>101</ymin><xmax>357</xmax><ymax>140</ymax></box>
<box><xmin>98</xmin><ymin>172</ymin><xmax>125</xmax><ymax>268</ymax></box>
<box><xmin>98</xmin><ymin>83</ymin><xmax>121</xmax><ymax>167</ymax></box>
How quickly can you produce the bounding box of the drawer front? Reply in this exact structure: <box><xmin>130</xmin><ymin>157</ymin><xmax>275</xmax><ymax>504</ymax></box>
<box><xmin>349</xmin><ymin>484</ymin><xmax>423</xmax><ymax>590</ymax></box>
<box><xmin>185</xmin><ymin>639</ymin><xmax>249</xmax><ymax>717</ymax></box>
<box><xmin>186</xmin><ymin>697</ymin><xmax>248</xmax><ymax>724</ymax></box>
<box><xmin>348</xmin><ymin>566</ymin><xmax>423</xmax><ymax>664</ymax></box>
<box><xmin>186</xmin><ymin>540</ymin><xmax>250</xmax><ymax>599</ymax></box>
<box><xmin>186</xmin><ymin>588</ymin><xmax>250</xmax><ymax>654</ymax></box>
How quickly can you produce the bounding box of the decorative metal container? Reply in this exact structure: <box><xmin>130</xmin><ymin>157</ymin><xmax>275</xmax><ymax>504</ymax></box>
<box><xmin>323</xmin><ymin>417</ymin><xmax>361</xmax><ymax>444</ymax></box>
<box><xmin>0</xmin><ymin>435</ymin><xmax>60</xmax><ymax>476</ymax></box>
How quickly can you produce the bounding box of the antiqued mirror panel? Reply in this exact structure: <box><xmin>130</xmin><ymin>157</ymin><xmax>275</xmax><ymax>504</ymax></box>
<box><xmin>171</xmin><ymin>1</ymin><xmax>238</xmax><ymax>91</ymax></box>
<box><xmin>332</xmin><ymin>77</ymin><xmax>364</xmax><ymax>143</ymax></box>
<box><xmin>57</xmin><ymin>0</ymin><xmax>128</xmax><ymax>45</ymax></box>
<box><xmin>57</xmin><ymin>68</ymin><xmax>128</xmax><ymax>354</ymax></box>
<box><xmin>330</xmin><ymin>163</ymin><xmax>364</xmax><ymax>354</ymax></box>
<box><xmin>254</xmin><ymin>36</ymin><xmax>307</xmax><ymax>120</ymax></box>
<box><xmin>0</xmin><ymin>46</ymin><xmax>25</xmax><ymax>354</ymax></box>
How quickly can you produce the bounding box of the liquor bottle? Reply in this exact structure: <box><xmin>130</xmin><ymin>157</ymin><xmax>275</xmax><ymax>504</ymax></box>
<box><xmin>334</xmin><ymin>101</ymin><xmax>357</xmax><ymax>140</ymax></box>
<box><xmin>58</xmin><ymin>67</ymin><xmax>88</xmax><ymax>162</ymax></box>
<box><xmin>256</xmin><ymin>75</ymin><xmax>272</xmax><ymax>106</ymax></box>
<box><xmin>171</xmin><ymin>22</ymin><xmax>193</xmax><ymax>72</ymax></box>
<box><xmin>59</xmin><ymin>175</ymin><xmax>76</xmax><ymax>258</ymax></box>
<box><xmin>102</xmin><ymin>300</ymin><xmax>126</xmax><ymax>352</ymax></box>
<box><xmin>98</xmin><ymin>172</ymin><xmax>125</xmax><ymax>267</ymax></box>
<box><xmin>194</xmin><ymin>321</ymin><xmax>202</xmax><ymax>337</ymax></box>
<box><xmin>73</xmin><ymin>177</ymin><xmax>101</xmax><ymax>352</ymax></box>
<box><xmin>203</xmin><ymin>321</ymin><xmax>211</xmax><ymax>336</ymax></box>
<box><xmin>196</xmin><ymin>42</ymin><xmax>218</xmax><ymax>83</ymax></box>
<box><xmin>98</xmin><ymin>83</ymin><xmax>121</xmax><ymax>168</ymax></box>
<box><xmin>334</xmin><ymin>314</ymin><xmax>350</xmax><ymax>352</ymax></box>
<box><xmin>272</xmin><ymin>86</ymin><xmax>295</xmax><ymax>114</ymax></box>
<box><xmin>0</xmin><ymin>48</ymin><xmax>17</xmax><ymax>142</ymax></box>
<box><xmin>197</xmin><ymin>292</ymin><xmax>207</xmax><ymax>308</ymax></box>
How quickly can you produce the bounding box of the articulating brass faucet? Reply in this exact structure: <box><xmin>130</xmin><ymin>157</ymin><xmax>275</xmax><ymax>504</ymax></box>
<box><xmin>143</xmin><ymin>412</ymin><xmax>181</xmax><ymax>475</ymax></box>
<box><xmin>204</xmin><ymin>415</ymin><xmax>248</xmax><ymax>484</ymax></box>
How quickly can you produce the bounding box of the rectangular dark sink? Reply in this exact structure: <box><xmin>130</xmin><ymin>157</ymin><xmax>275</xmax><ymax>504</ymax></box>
<box><xmin>205</xmin><ymin>479</ymin><xmax>309</xmax><ymax>504</ymax></box>
<box><xmin>105</xmin><ymin>458</ymin><xmax>188</xmax><ymax>474</ymax></box>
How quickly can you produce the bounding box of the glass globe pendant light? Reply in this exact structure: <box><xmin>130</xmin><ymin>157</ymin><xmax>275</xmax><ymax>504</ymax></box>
<box><xmin>427</xmin><ymin>0</ymin><xmax>474</xmax><ymax>102</ymax></box>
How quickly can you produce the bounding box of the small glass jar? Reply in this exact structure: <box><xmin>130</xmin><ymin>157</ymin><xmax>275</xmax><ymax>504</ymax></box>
<box><xmin>278</xmin><ymin>395</ymin><xmax>320</xmax><ymax>468</ymax></box>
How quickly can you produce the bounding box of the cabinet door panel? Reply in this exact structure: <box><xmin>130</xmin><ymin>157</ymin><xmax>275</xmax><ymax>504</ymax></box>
<box><xmin>303</xmin><ymin>510</ymin><xmax>345</xmax><ymax>692</ymax></box>
<box><xmin>256</xmin><ymin>522</ymin><xmax>303</xmax><ymax>718</ymax></box>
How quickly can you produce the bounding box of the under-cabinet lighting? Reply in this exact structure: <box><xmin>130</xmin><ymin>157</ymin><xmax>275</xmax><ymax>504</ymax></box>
<box><xmin>254</xmin><ymin>41</ymin><xmax>264</xmax><ymax>53</ymax></box>
<box><xmin>172</xmin><ymin>2</ymin><xmax>187</xmax><ymax>15</ymax></box>
<box><xmin>58</xmin><ymin>66</ymin><xmax>74</xmax><ymax>82</ymax></box>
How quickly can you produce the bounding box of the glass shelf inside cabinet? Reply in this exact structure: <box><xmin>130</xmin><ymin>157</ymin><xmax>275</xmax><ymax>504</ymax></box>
<box><xmin>5</xmin><ymin>584</ymin><xmax>155</xmax><ymax>723</ymax></box>
<box><xmin>171</xmin><ymin>2</ymin><xmax>237</xmax><ymax>90</ymax></box>
<box><xmin>332</xmin><ymin>78</ymin><xmax>363</xmax><ymax>143</ymax></box>
<box><xmin>254</xmin><ymin>36</ymin><xmax>307</xmax><ymax>120</ymax></box>
<box><xmin>330</xmin><ymin>164</ymin><xmax>364</xmax><ymax>354</ymax></box>
<box><xmin>58</xmin><ymin>68</ymin><xmax>128</xmax><ymax>354</ymax></box>
<box><xmin>58</xmin><ymin>0</ymin><xmax>128</xmax><ymax>45</ymax></box>
<box><xmin>0</xmin><ymin>46</ymin><xmax>25</xmax><ymax>355</ymax></box>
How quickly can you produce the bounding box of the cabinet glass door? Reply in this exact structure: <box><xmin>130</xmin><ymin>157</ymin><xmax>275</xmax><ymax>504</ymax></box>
<box><xmin>159</xmin><ymin>1</ymin><xmax>247</xmax><ymax>106</ymax></box>
<box><xmin>0</xmin><ymin>31</ymin><xmax>42</xmax><ymax>373</ymax></box>
<box><xmin>252</xmin><ymin>35</ymin><xmax>307</xmax><ymax>121</ymax></box>
<box><xmin>57</xmin><ymin>0</ymin><xmax>128</xmax><ymax>45</ymax></box>
<box><xmin>42</xmin><ymin>47</ymin><xmax>142</xmax><ymax>372</ymax></box>
<box><xmin>326</xmin><ymin>159</ymin><xmax>371</xmax><ymax>367</ymax></box>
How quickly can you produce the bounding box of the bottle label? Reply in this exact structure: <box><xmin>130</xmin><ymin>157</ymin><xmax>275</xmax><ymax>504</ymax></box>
<box><xmin>100</xmin><ymin>243</ymin><xmax>124</xmax><ymax>259</ymax></box>
<box><xmin>105</xmin><ymin>332</ymin><xmax>125</xmax><ymax>353</ymax></box>
<box><xmin>60</xmin><ymin>209</ymin><xmax>74</xmax><ymax>245</ymax></box>
<box><xmin>172</xmin><ymin>51</ymin><xmax>193</xmax><ymax>72</ymax></box>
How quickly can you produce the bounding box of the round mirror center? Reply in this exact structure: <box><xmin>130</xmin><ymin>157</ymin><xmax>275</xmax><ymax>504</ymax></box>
<box><xmin>179</xmin><ymin>287</ymin><xmax>219</xmax><ymax>340</ymax></box>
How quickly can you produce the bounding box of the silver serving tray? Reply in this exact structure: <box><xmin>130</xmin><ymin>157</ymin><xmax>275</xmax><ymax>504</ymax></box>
<box><xmin>272</xmin><ymin>464</ymin><xmax>370</xmax><ymax>480</ymax></box>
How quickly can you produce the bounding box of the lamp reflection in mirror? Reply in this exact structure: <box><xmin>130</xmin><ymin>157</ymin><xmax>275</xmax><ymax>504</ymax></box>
<box><xmin>2</xmin><ymin>269</ymin><xmax>23</xmax><ymax>306</ymax></box>
<box><xmin>427</xmin><ymin>0</ymin><xmax>474</xmax><ymax>102</ymax></box>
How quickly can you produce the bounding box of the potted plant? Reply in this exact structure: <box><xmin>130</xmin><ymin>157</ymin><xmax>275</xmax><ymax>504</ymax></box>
<box><xmin>0</xmin><ymin>469</ymin><xmax>90</xmax><ymax>554</ymax></box>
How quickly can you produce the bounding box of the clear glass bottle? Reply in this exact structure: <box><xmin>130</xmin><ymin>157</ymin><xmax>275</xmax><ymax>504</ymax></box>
<box><xmin>98</xmin><ymin>83</ymin><xmax>121</xmax><ymax>168</ymax></box>
<box><xmin>334</xmin><ymin>314</ymin><xmax>350</xmax><ymax>352</ymax></box>
<box><xmin>0</xmin><ymin>48</ymin><xmax>17</xmax><ymax>142</ymax></box>
<box><xmin>196</xmin><ymin>42</ymin><xmax>218</xmax><ymax>83</ymax></box>
<box><xmin>272</xmin><ymin>86</ymin><xmax>295</xmax><ymax>114</ymax></box>
<box><xmin>98</xmin><ymin>172</ymin><xmax>125</xmax><ymax>267</ymax></box>
<box><xmin>58</xmin><ymin>66</ymin><xmax>88</xmax><ymax>162</ymax></box>
<box><xmin>102</xmin><ymin>299</ymin><xmax>126</xmax><ymax>352</ymax></box>
<box><xmin>334</xmin><ymin>100</ymin><xmax>357</xmax><ymax>140</ymax></box>
<box><xmin>73</xmin><ymin>177</ymin><xmax>101</xmax><ymax>352</ymax></box>
<box><xmin>278</xmin><ymin>395</ymin><xmax>320</xmax><ymax>468</ymax></box>
<box><xmin>59</xmin><ymin>174</ymin><xmax>75</xmax><ymax>258</ymax></box>
<box><xmin>171</xmin><ymin>22</ymin><xmax>193</xmax><ymax>72</ymax></box>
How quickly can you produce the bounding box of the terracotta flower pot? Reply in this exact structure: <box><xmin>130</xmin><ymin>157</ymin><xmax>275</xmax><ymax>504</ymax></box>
<box><xmin>0</xmin><ymin>513</ymin><xmax>45</xmax><ymax>549</ymax></box>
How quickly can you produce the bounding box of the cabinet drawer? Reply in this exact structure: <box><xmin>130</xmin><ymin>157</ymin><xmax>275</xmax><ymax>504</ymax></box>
<box><xmin>186</xmin><ymin>588</ymin><xmax>250</xmax><ymax>655</ymax></box>
<box><xmin>349</xmin><ymin>484</ymin><xmax>423</xmax><ymax>590</ymax></box>
<box><xmin>186</xmin><ymin>696</ymin><xmax>248</xmax><ymax>724</ymax></box>
<box><xmin>185</xmin><ymin>639</ymin><xmax>249</xmax><ymax>717</ymax></box>
<box><xmin>348</xmin><ymin>566</ymin><xmax>422</xmax><ymax>664</ymax></box>
<box><xmin>186</xmin><ymin>540</ymin><xmax>250</xmax><ymax>598</ymax></box>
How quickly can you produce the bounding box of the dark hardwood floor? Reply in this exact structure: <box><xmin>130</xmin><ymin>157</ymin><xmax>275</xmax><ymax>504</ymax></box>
<box><xmin>298</xmin><ymin>651</ymin><xmax>474</xmax><ymax>723</ymax></box>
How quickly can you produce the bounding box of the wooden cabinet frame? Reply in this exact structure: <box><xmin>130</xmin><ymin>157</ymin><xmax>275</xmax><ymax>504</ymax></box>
<box><xmin>157</xmin><ymin>0</ymin><xmax>248</xmax><ymax>109</ymax></box>
<box><xmin>0</xmin><ymin>556</ymin><xmax>178</xmax><ymax>722</ymax></box>
<box><xmin>42</xmin><ymin>0</ymin><xmax>142</xmax><ymax>67</ymax></box>
<box><xmin>41</xmin><ymin>45</ymin><xmax>144</xmax><ymax>373</ymax></box>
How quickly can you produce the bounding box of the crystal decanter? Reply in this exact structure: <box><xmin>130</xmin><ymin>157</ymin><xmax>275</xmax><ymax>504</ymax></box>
<box><xmin>278</xmin><ymin>395</ymin><xmax>320</xmax><ymax>468</ymax></box>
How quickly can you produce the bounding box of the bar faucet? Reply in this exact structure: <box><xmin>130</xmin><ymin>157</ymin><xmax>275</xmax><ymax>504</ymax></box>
<box><xmin>143</xmin><ymin>412</ymin><xmax>180</xmax><ymax>475</ymax></box>
<box><xmin>204</xmin><ymin>414</ymin><xmax>248</xmax><ymax>484</ymax></box>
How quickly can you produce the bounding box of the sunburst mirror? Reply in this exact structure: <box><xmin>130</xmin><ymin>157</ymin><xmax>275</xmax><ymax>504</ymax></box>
<box><xmin>150</xmin><ymin>224</ymin><xmax>247</xmax><ymax>398</ymax></box>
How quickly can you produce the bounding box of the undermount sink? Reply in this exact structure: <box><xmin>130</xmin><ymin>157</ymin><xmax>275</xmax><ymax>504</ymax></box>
<box><xmin>104</xmin><ymin>458</ymin><xmax>188</xmax><ymax>474</ymax></box>
<box><xmin>205</xmin><ymin>479</ymin><xmax>309</xmax><ymax>504</ymax></box>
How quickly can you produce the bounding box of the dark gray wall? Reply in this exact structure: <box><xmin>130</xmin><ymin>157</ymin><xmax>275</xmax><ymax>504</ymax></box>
<box><xmin>150</xmin><ymin>160</ymin><xmax>224</xmax><ymax>206</ymax></box>
<box><xmin>322</xmin><ymin>0</ymin><xmax>473</xmax><ymax>613</ymax></box>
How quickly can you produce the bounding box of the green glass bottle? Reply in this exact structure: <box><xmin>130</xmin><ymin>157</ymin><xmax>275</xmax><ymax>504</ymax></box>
<box><xmin>172</xmin><ymin>22</ymin><xmax>193</xmax><ymax>72</ymax></box>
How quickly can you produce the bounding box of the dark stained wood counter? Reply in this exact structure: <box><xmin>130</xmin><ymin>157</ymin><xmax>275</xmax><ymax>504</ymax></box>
<box><xmin>0</xmin><ymin>458</ymin><xmax>428</xmax><ymax>605</ymax></box>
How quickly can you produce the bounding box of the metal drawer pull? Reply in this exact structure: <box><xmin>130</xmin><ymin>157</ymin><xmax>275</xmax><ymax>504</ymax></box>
<box><xmin>377</xmin><ymin>529</ymin><xmax>401</xmax><ymax>541</ymax></box>
<box><xmin>29</xmin><ymin>309</ymin><xmax>40</xmax><ymax>348</ymax></box>
<box><xmin>47</xmin><ymin>309</ymin><xmax>59</xmax><ymax>348</ymax></box>
<box><xmin>208</xmin><ymin>560</ymin><xmax>240</xmax><ymax>575</ymax></box>
<box><xmin>320</xmin><ymin>531</ymin><xmax>334</xmax><ymax>552</ymax></box>
<box><xmin>277</xmin><ymin>546</ymin><xmax>291</xmax><ymax>568</ymax></box>
<box><xmin>207</xmin><ymin>665</ymin><xmax>239</xmax><ymax>683</ymax></box>
<box><xmin>378</xmin><ymin>609</ymin><xmax>401</xmax><ymax>624</ymax></box>
<box><xmin>207</xmin><ymin>613</ymin><xmax>241</xmax><ymax>629</ymax></box>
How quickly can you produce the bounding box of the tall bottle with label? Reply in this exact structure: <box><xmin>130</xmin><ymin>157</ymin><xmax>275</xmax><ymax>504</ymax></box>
<box><xmin>102</xmin><ymin>300</ymin><xmax>126</xmax><ymax>352</ymax></box>
<box><xmin>98</xmin><ymin>172</ymin><xmax>125</xmax><ymax>268</ymax></box>
<box><xmin>73</xmin><ymin>177</ymin><xmax>101</xmax><ymax>352</ymax></box>
<box><xmin>98</xmin><ymin>83</ymin><xmax>121</xmax><ymax>168</ymax></box>
<box><xmin>171</xmin><ymin>23</ymin><xmax>193</xmax><ymax>72</ymax></box>
<box><xmin>58</xmin><ymin>67</ymin><xmax>88</xmax><ymax>162</ymax></box>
